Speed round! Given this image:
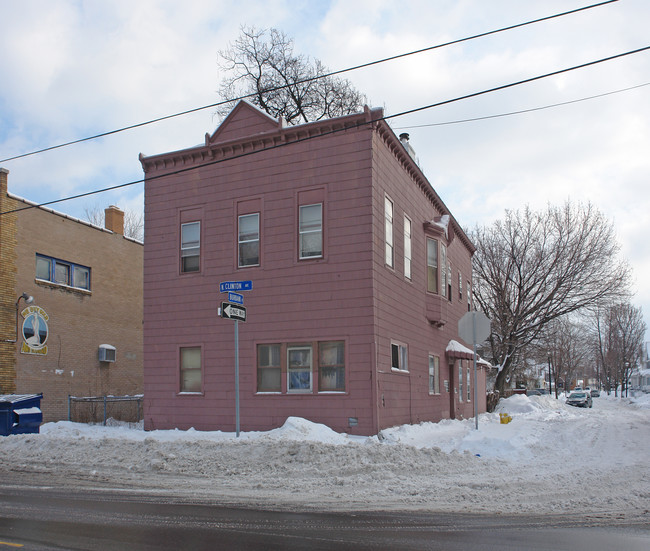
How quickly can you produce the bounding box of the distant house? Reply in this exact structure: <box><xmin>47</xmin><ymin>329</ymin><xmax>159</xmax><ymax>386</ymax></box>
<box><xmin>140</xmin><ymin>101</ymin><xmax>487</xmax><ymax>436</ymax></box>
<box><xmin>0</xmin><ymin>169</ymin><xmax>143</xmax><ymax>422</ymax></box>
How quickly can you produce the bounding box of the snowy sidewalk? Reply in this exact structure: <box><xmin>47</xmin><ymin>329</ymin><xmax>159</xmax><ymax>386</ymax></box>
<box><xmin>1</xmin><ymin>393</ymin><xmax>648</xmax><ymax>517</ymax></box>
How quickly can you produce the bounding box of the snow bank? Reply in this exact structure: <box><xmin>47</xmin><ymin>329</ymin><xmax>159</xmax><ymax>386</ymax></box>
<box><xmin>2</xmin><ymin>395</ymin><xmax>649</xmax><ymax>518</ymax></box>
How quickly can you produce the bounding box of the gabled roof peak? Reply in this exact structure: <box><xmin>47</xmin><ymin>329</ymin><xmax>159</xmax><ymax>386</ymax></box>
<box><xmin>207</xmin><ymin>100</ymin><xmax>281</xmax><ymax>146</ymax></box>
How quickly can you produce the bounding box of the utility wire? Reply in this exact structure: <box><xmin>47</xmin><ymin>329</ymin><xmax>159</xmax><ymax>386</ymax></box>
<box><xmin>1</xmin><ymin>43</ymin><xmax>647</xmax><ymax>218</ymax></box>
<box><xmin>395</xmin><ymin>82</ymin><xmax>650</xmax><ymax>129</ymax></box>
<box><xmin>0</xmin><ymin>0</ymin><xmax>619</xmax><ymax>164</ymax></box>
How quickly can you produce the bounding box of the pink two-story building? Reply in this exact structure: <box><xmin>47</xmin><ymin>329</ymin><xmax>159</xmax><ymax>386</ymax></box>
<box><xmin>140</xmin><ymin>101</ymin><xmax>486</xmax><ymax>436</ymax></box>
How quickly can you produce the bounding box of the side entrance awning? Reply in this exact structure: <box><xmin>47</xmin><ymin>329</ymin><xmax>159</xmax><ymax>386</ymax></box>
<box><xmin>446</xmin><ymin>340</ymin><xmax>491</xmax><ymax>367</ymax></box>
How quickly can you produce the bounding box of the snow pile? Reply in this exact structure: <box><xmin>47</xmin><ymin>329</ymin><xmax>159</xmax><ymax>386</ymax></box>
<box><xmin>1</xmin><ymin>394</ymin><xmax>649</xmax><ymax>518</ymax></box>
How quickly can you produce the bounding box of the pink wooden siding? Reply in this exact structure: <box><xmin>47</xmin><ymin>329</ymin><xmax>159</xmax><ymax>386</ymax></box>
<box><xmin>142</xmin><ymin>101</ymin><xmax>486</xmax><ymax>436</ymax></box>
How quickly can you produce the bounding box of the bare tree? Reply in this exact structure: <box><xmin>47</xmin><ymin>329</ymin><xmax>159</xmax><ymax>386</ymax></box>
<box><xmin>540</xmin><ymin>316</ymin><xmax>591</xmax><ymax>396</ymax></box>
<box><xmin>84</xmin><ymin>204</ymin><xmax>144</xmax><ymax>241</ymax></box>
<box><xmin>217</xmin><ymin>26</ymin><xmax>366</xmax><ymax>124</ymax></box>
<box><xmin>591</xmin><ymin>302</ymin><xmax>646</xmax><ymax>396</ymax></box>
<box><xmin>471</xmin><ymin>201</ymin><xmax>631</xmax><ymax>395</ymax></box>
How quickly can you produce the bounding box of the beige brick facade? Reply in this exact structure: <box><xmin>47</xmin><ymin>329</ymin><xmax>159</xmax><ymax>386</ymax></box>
<box><xmin>1</xmin><ymin>169</ymin><xmax>143</xmax><ymax>422</ymax></box>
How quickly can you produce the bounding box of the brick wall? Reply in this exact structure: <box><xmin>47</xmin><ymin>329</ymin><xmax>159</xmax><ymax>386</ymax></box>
<box><xmin>4</xmin><ymin>181</ymin><xmax>143</xmax><ymax>421</ymax></box>
<box><xmin>0</xmin><ymin>169</ymin><xmax>18</xmax><ymax>393</ymax></box>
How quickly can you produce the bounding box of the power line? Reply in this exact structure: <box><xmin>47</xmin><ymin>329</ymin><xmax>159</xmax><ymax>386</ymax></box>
<box><xmin>2</xmin><ymin>43</ymin><xmax>647</xmax><ymax>218</ymax></box>
<box><xmin>394</xmin><ymin>82</ymin><xmax>650</xmax><ymax>130</ymax></box>
<box><xmin>0</xmin><ymin>0</ymin><xmax>619</xmax><ymax>164</ymax></box>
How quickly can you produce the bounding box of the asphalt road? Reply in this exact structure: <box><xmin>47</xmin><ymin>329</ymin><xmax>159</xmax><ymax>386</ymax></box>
<box><xmin>0</xmin><ymin>487</ymin><xmax>648</xmax><ymax>550</ymax></box>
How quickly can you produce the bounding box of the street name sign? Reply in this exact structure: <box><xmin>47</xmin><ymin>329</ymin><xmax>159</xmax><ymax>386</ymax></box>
<box><xmin>228</xmin><ymin>292</ymin><xmax>244</xmax><ymax>305</ymax></box>
<box><xmin>220</xmin><ymin>280</ymin><xmax>253</xmax><ymax>293</ymax></box>
<box><xmin>221</xmin><ymin>302</ymin><xmax>246</xmax><ymax>322</ymax></box>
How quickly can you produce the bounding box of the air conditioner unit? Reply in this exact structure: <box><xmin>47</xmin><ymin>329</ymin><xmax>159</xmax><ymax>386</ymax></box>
<box><xmin>98</xmin><ymin>344</ymin><xmax>116</xmax><ymax>363</ymax></box>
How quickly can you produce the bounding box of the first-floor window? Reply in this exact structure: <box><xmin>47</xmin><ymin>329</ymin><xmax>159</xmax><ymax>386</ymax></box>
<box><xmin>319</xmin><ymin>341</ymin><xmax>345</xmax><ymax>391</ymax></box>
<box><xmin>429</xmin><ymin>355</ymin><xmax>440</xmax><ymax>394</ymax></box>
<box><xmin>467</xmin><ymin>366</ymin><xmax>471</xmax><ymax>401</ymax></box>
<box><xmin>458</xmin><ymin>360</ymin><xmax>463</xmax><ymax>402</ymax></box>
<box><xmin>288</xmin><ymin>345</ymin><xmax>312</xmax><ymax>392</ymax></box>
<box><xmin>180</xmin><ymin>347</ymin><xmax>201</xmax><ymax>393</ymax></box>
<box><xmin>257</xmin><ymin>344</ymin><xmax>281</xmax><ymax>392</ymax></box>
<box><xmin>391</xmin><ymin>342</ymin><xmax>408</xmax><ymax>371</ymax></box>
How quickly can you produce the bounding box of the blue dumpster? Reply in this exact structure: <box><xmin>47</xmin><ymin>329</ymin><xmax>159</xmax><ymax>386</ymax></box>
<box><xmin>0</xmin><ymin>394</ymin><xmax>43</xmax><ymax>436</ymax></box>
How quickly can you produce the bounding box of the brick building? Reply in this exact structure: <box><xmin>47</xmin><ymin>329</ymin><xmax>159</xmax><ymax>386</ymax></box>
<box><xmin>0</xmin><ymin>168</ymin><xmax>143</xmax><ymax>422</ymax></box>
<box><xmin>140</xmin><ymin>101</ymin><xmax>487</xmax><ymax>436</ymax></box>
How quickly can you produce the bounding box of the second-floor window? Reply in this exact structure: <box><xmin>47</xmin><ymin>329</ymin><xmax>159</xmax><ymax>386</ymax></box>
<box><xmin>35</xmin><ymin>254</ymin><xmax>91</xmax><ymax>291</ymax></box>
<box><xmin>238</xmin><ymin>213</ymin><xmax>260</xmax><ymax>267</ymax></box>
<box><xmin>440</xmin><ymin>243</ymin><xmax>447</xmax><ymax>298</ymax></box>
<box><xmin>385</xmin><ymin>196</ymin><xmax>394</xmax><ymax>268</ymax></box>
<box><xmin>404</xmin><ymin>215</ymin><xmax>412</xmax><ymax>280</ymax></box>
<box><xmin>180</xmin><ymin>222</ymin><xmax>200</xmax><ymax>273</ymax></box>
<box><xmin>299</xmin><ymin>203</ymin><xmax>322</xmax><ymax>259</ymax></box>
<box><xmin>427</xmin><ymin>238</ymin><xmax>438</xmax><ymax>293</ymax></box>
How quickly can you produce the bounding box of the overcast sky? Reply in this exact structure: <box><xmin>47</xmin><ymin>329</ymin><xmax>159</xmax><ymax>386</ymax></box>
<box><xmin>1</xmin><ymin>0</ymin><xmax>648</xmax><ymax>340</ymax></box>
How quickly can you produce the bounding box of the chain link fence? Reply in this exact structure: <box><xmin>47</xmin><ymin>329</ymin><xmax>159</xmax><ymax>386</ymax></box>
<box><xmin>68</xmin><ymin>395</ymin><xmax>143</xmax><ymax>427</ymax></box>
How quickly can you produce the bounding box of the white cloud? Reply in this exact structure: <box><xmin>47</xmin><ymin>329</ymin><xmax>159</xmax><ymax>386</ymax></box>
<box><xmin>2</xmin><ymin>0</ymin><xmax>649</xmax><ymax>334</ymax></box>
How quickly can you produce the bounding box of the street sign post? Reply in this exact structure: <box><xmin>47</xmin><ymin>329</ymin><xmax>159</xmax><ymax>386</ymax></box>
<box><xmin>458</xmin><ymin>311</ymin><xmax>491</xmax><ymax>430</ymax></box>
<box><xmin>219</xmin><ymin>280</ymin><xmax>253</xmax><ymax>439</ymax></box>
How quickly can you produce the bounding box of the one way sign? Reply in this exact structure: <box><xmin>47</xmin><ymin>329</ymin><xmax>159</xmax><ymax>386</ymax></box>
<box><xmin>221</xmin><ymin>302</ymin><xmax>246</xmax><ymax>322</ymax></box>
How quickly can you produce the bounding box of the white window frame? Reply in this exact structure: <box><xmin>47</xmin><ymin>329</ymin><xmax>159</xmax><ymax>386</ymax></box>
<box><xmin>391</xmin><ymin>342</ymin><xmax>408</xmax><ymax>372</ymax></box>
<box><xmin>385</xmin><ymin>196</ymin><xmax>394</xmax><ymax>268</ymax></box>
<box><xmin>440</xmin><ymin>243</ymin><xmax>447</xmax><ymax>298</ymax></box>
<box><xmin>427</xmin><ymin>237</ymin><xmax>438</xmax><ymax>293</ymax></box>
<box><xmin>404</xmin><ymin>215</ymin><xmax>412</xmax><ymax>280</ymax></box>
<box><xmin>180</xmin><ymin>221</ymin><xmax>200</xmax><ymax>273</ymax></box>
<box><xmin>299</xmin><ymin>203</ymin><xmax>323</xmax><ymax>259</ymax></box>
<box><xmin>458</xmin><ymin>360</ymin><xmax>463</xmax><ymax>402</ymax></box>
<box><xmin>238</xmin><ymin>213</ymin><xmax>260</xmax><ymax>267</ymax></box>
<box><xmin>429</xmin><ymin>354</ymin><xmax>440</xmax><ymax>394</ymax></box>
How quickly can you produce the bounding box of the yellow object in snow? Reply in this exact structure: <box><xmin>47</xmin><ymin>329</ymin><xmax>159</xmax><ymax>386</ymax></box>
<box><xmin>499</xmin><ymin>413</ymin><xmax>513</xmax><ymax>424</ymax></box>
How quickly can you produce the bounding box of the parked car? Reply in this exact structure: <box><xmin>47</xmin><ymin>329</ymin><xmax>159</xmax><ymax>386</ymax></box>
<box><xmin>526</xmin><ymin>389</ymin><xmax>549</xmax><ymax>396</ymax></box>
<box><xmin>590</xmin><ymin>389</ymin><xmax>601</xmax><ymax>397</ymax></box>
<box><xmin>566</xmin><ymin>391</ymin><xmax>593</xmax><ymax>408</ymax></box>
